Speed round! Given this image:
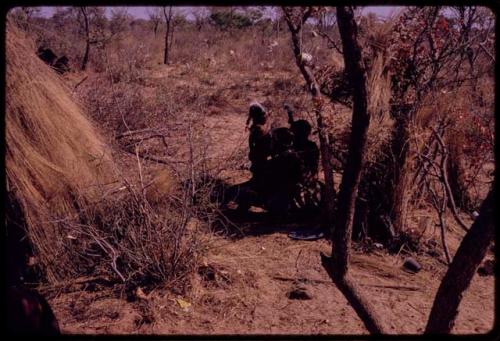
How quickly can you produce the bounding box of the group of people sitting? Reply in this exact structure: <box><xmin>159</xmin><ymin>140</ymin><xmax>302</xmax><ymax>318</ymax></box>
<box><xmin>233</xmin><ymin>101</ymin><xmax>323</xmax><ymax>218</ymax></box>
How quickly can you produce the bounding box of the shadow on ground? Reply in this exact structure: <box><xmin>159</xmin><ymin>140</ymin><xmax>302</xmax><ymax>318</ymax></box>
<box><xmin>206</xmin><ymin>177</ymin><xmax>325</xmax><ymax>241</ymax></box>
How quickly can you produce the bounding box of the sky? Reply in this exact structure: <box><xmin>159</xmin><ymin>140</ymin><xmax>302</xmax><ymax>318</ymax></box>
<box><xmin>38</xmin><ymin>6</ymin><xmax>401</xmax><ymax>21</ymax></box>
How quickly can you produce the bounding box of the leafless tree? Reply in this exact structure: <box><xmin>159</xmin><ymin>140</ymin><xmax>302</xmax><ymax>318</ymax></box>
<box><xmin>163</xmin><ymin>6</ymin><xmax>174</xmax><ymax>65</ymax></box>
<box><xmin>147</xmin><ymin>7</ymin><xmax>162</xmax><ymax>36</ymax></box>
<box><xmin>80</xmin><ymin>7</ymin><xmax>91</xmax><ymax>70</ymax></box>
<box><xmin>9</xmin><ymin>7</ymin><xmax>41</xmax><ymax>31</ymax></box>
<box><xmin>314</xmin><ymin>7</ymin><xmax>343</xmax><ymax>54</ymax></box>
<box><xmin>192</xmin><ymin>7</ymin><xmax>210</xmax><ymax>31</ymax></box>
<box><xmin>77</xmin><ymin>7</ymin><xmax>127</xmax><ymax>71</ymax></box>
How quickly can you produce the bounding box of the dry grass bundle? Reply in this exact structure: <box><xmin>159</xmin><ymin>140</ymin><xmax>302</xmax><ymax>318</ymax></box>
<box><xmin>323</xmin><ymin>22</ymin><xmax>394</xmax><ymax>168</ymax></box>
<box><xmin>145</xmin><ymin>168</ymin><xmax>180</xmax><ymax>205</ymax></box>
<box><xmin>66</xmin><ymin>183</ymin><xmax>201</xmax><ymax>291</ymax></box>
<box><xmin>6</xmin><ymin>22</ymin><xmax>116</xmax><ymax>282</ymax></box>
<box><xmin>363</xmin><ymin>20</ymin><xmax>394</xmax><ymax>164</ymax></box>
<box><xmin>6</xmin><ymin>22</ymin><xmax>202</xmax><ymax>288</ymax></box>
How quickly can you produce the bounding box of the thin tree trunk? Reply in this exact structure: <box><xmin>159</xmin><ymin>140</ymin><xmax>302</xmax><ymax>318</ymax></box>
<box><xmin>153</xmin><ymin>21</ymin><xmax>159</xmax><ymax>36</ymax></box>
<box><xmin>332</xmin><ymin>5</ymin><xmax>371</xmax><ymax>277</ymax></box>
<box><xmin>433</xmin><ymin>131</ymin><xmax>470</xmax><ymax>232</ymax></box>
<box><xmin>169</xmin><ymin>20</ymin><xmax>175</xmax><ymax>50</ymax></box>
<box><xmin>80</xmin><ymin>7</ymin><xmax>90</xmax><ymax>71</ymax></box>
<box><xmin>425</xmin><ymin>184</ymin><xmax>494</xmax><ymax>333</ymax></box>
<box><xmin>325</xmin><ymin>6</ymin><xmax>387</xmax><ymax>334</ymax></box>
<box><xmin>163</xmin><ymin>6</ymin><xmax>173</xmax><ymax>65</ymax></box>
<box><xmin>283</xmin><ymin>6</ymin><xmax>387</xmax><ymax>334</ymax></box>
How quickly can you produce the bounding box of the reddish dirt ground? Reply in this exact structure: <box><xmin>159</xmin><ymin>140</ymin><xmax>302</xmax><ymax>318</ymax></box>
<box><xmin>49</xmin><ymin>216</ymin><xmax>495</xmax><ymax>335</ymax></box>
<box><xmin>48</xmin><ymin>102</ymin><xmax>495</xmax><ymax>335</ymax></box>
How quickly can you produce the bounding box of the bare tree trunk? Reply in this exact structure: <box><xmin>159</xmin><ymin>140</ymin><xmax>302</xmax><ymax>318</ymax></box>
<box><xmin>283</xmin><ymin>6</ymin><xmax>387</xmax><ymax>334</ymax></box>
<box><xmin>324</xmin><ymin>6</ymin><xmax>387</xmax><ymax>334</ymax></box>
<box><xmin>80</xmin><ymin>7</ymin><xmax>90</xmax><ymax>71</ymax></box>
<box><xmin>276</xmin><ymin>18</ymin><xmax>280</xmax><ymax>39</ymax></box>
<box><xmin>331</xmin><ymin>5</ymin><xmax>370</xmax><ymax>278</ymax></box>
<box><xmin>153</xmin><ymin>21</ymin><xmax>159</xmax><ymax>36</ymax></box>
<box><xmin>169</xmin><ymin>18</ymin><xmax>175</xmax><ymax>50</ymax></box>
<box><xmin>425</xmin><ymin>184</ymin><xmax>494</xmax><ymax>333</ymax></box>
<box><xmin>163</xmin><ymin>6</ymin><xmax>173</xmax><ymax>65</ymax></box>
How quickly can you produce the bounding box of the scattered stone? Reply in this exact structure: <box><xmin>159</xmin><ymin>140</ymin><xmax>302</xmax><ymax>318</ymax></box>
<box><xmin>472</xmin><ymin>211</ymin><xmax>480</xmax><ymax>220</ymax></box>
<box><xmin>477</xmin><ymin>259</ymin><xmax>494</xmax><ymax>277</ymax></box>
<box><xmin>403</xmin><ymin>257</ymin><xmax>422</xmax><ymax>273</ymax></box>
<box><xmin>135</xmin><ymin>287</ymin><xmax>149</xmax><ymax>300</ymax></box>
<box><xmin>374</xmin><ymin>242</ymin><xmax>384</xmax><ymax>249</ymax></box>
<box><xmin>198</xmin><ymin>264</ymin><xmax>216</xmax><ymax>282</ymax></box>
<box><xmin>287</xmin><ymin>284</ymin><xmax>312</xmax><ymax>300</ymax></box>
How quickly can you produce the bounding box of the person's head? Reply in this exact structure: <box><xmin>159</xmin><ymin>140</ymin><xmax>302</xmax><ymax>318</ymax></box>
<box><xmin>248</xmin><ymin>102</ymin><xmax>267</xmax><ymax>125</ymax></box>
<box><xmin>272</xmin><ymin>127</ymin><xmax>294</xmax><ymax>154</ymax></box>
<box><xmin>290</xmin><ymin>119</ymin><xmax>312</xmax><ymax>141</ymax></box>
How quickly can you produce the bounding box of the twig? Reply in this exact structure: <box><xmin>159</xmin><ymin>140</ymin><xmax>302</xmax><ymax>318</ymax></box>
<box><xmin>359</xmin><ymin>283</ymin><xmax>420</xmax><ymax>291</ymax></box>
<box><xmin>295</xmin><ymin>248</ymin><xmax>304</xmax><ymax>274</ymax></box>
<box><xmin>122</xmin><ymin>147</ymin><xmax>185</xmax><ymax>165</ymax></box>
<box><xmin>131</xmin><ymin>134</ymin><xmax>169</xmax><ymax>150</ymax></box>
<box><xmin>428</xmin><ymin>181</ymin><xmax>451</xmax><ymax>265</ymax></box>
<box><xmin>135</xmin><ymin>146</ymin><xmax>145</xmax><ymax>197</ymax></box>
<box><xmin>408</xmin><ymin>302</ymin><xmax>426</xmax><ymax>315</ymax></box>
<box><xmin>432</xmin><ymin>128</ymin><xmax>469</xmax><ymax>232</ymax></box>
<box><xmin>316</xmin><ymin>30</ymin><xmax>343</xmax><ymax>54</ymax></box>
<box><xmin>116</xmin><ymin>128</ymin><xmax>157</xmax><ymax>139</ymax></box>
<box><xmin>37</xmin><ymin>276</ymin><xmax>109</xmax><ymax>293</ymax></box>
<box><xmin>479</xmin><ymin>42</ymin><xmax>495</xmax><ymax>62</ymax></box>
<box><xmin>273</xmin><ymin>275</ymin><xmax>333</xmax><ymax>285</ymax></box>
<box><xmin>412</xmin><ymin>134</ymin><xmax>439</xmax><ymax>187</ymax></box>
<box><xmin>73</xmin><ymin>75</ymin><xmax>88</xmax><ymax>92</ymax></box>
<box><xmin>83</xmin><ymin>229</ymin><xmax>126</xmax><ymax>282</ymax></box>
<box><xmin>438</xmin><ymin>209</ymin><xmax>452</xmax><ymax>265</ymax></box>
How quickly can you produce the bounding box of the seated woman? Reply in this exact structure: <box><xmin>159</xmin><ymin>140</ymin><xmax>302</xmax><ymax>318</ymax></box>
<box><xmin>226</xmin><ymin>102</ymin><xmax>271</xmax><ymax>213</ymax></box>
<box><xmin>265</xmin><ymin>127</ymin><xmax>303</xmax><ymax>215</ymax></box>
<box><xmin>246</xmin><ymin>102</ymin><xmax>272</xmax><ymax>194</ymax></box>
<box><xmin>235</xmin><ymin>127</ymin><xmax>302</xmax><ymax>216</ymax></box>
<box><xmin>285</xmin><ymin>104</ymin><xmax>322</xmax><ymax>214</ymax></box>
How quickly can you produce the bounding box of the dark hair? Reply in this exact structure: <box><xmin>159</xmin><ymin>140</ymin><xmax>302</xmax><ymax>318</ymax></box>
<box><xmin>249</xmin><ymin>104</ymin><xmax>267</xmax><ymax>125</ymax></box>
<box><xmin>272</xmin><ymin>127</ymin><xmax>294</xmax><ymax>148</ymax></box>
<box><xmin>290</xmin><ymin>119</ymin><xmax>311</xmax><ymax>139</ymax></box>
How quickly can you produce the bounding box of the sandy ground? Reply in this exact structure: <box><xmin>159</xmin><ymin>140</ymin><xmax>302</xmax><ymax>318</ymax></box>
<box><xmin>49</xmin><ymin>222</ymin><xmax>495</xmax><ymax>335</ymax></box>
<box><xmin>48</xmin><ymin>62</ymin><xmax>495</xmax><ymax>335</ymax></box>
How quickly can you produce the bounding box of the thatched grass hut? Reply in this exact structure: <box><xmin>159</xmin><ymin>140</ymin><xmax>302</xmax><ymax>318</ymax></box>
<box><xmin>6</xmin><ymin>22</ymin><xmax>115</xmax><ymax>282</ymax></box>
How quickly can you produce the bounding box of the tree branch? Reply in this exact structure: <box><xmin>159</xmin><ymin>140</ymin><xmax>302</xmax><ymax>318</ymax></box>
<box><xmin>425</xmin><ymin>184</ymin><xmax>495</xmax><ymax>333</ymax></box>
<box><xmin>432</xmin><ymin>128</ymin><xmax>470</xmax><ymax>232</ymax></box>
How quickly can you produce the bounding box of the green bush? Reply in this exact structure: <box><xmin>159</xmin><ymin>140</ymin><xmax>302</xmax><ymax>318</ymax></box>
<box><xmin>209</xmin><ymin>11</ymin><xmax>252</xmax><ymax>30</ymax></box>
